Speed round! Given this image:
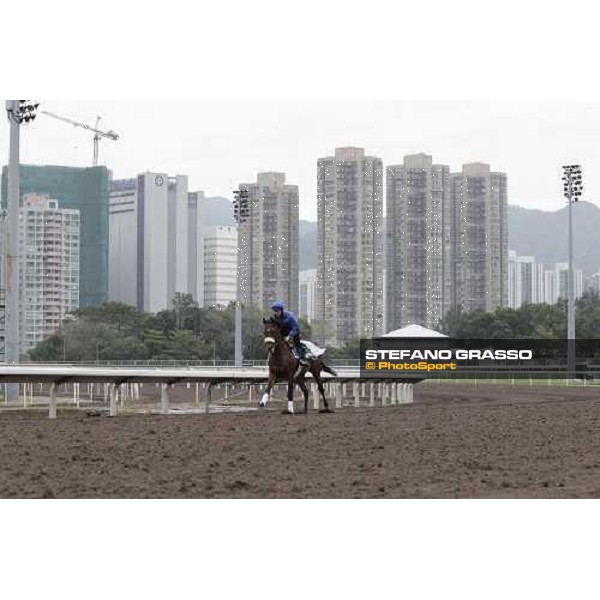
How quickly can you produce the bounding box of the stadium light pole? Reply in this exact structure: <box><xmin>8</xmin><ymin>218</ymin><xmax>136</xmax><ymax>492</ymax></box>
<box><xmin>233</xmin><ymin>188</ymin><xmax>249</xmax><ymax>368</ymax></box>
<box><xmin>562</xmin><ymin>164</ymin><xmax>583</xmax><ymax>379</ymax></box>
<box><xmin>4</xmin><ymin>101</ymin><xmax>39</xmax><ymax>403</ymax></box>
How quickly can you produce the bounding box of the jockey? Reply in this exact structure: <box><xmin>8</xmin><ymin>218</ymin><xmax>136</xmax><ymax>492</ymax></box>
<box><xmin>271</xmin><ymin>300</ymin><xmax>308</xmax><ymax>366</ymax></box>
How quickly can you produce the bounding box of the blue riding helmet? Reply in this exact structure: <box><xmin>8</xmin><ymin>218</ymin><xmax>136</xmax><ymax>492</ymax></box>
<box><xmin>271</xmin><ymin>300</ymin><xmax>285</xmax><ymax>311</ymax></box>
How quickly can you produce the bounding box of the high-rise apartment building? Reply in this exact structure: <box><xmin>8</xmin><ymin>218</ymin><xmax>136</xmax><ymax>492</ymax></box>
<box><xmin>204</xmin><ymin>225</ymin><xmax>237</xmax><ymax>307</ymax></box>
<box><xmin>299</xmin><ymin>268</ymin><xmax>317</xmax><ymax>323</ymax></box>
<box><xmin>450</xmin><ymin>163</ymin><xmax>508</xmax><ymax>313</ymax></box>
<box><xmin>386</xmin><ymin>153</ymin><xmax>450</xmax><ymax>330</ymax></box>
<box><xmin>507</xmin><ymin>251</ymin><xmax>545</xmax><ymax>308</ymax></box>
<box><xmin>550</xmin><ymin>262</ymin><xmax>583</xmax><ymax>303</ymax></box>
<box><xmin>592</xmin><ymin>272</ymin><xmax>600</xmax><ymax>296</ymax></box>
<box><xmin>316</xmin><ymin>147</ymin><xmax>384</xmax><ymax>346</ymax></box>
<box><xmin>1</xmin><ymin>164</ymin><xmax>108</xmax><ymax>307</ymax></box>
<box><xmin>0</xmin><ymin>194</ymin><xmax>80</xmax><ymax>354</ymax></box>
<box><xmin>384</xmin><ymin>157</ymin><xmax>507</xmax><ymax>329</ymax></box>
<box><xmin>187</xmin><ymin>191</ymin><xmax>205</xmax><ymax>306</ymax></box>
<box><xmin>109</xmin><ymin>172</ymin><xmax>191</xmax><ymax>313</ymax></box>
<box><xmin>237</xmin><ymin>172</ymin><xmax>299</xmax><ymax>314</ymax></box>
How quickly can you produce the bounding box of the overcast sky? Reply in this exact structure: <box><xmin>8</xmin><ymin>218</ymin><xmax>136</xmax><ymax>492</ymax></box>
<box><xmin>1</xmin><ymin>100</ymin><xmax>599</xmax><ymax>221</ymax></box>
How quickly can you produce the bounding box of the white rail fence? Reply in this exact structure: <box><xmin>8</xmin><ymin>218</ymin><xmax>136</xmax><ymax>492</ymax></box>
<box><xmin>0</xmin><ymin>365</ymin><xmax>414</xmax><ymax>418</ymax></box>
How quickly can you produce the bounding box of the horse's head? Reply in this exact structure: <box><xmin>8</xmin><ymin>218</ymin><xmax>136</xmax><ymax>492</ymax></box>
<box><xmin>263</xmin><ymin>317</ymin><xmax>283</xmax><ymax>354</ymax></box>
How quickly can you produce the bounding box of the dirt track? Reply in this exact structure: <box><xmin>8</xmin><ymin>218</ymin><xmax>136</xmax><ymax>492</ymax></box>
<box><xmin>1</xmin><ymin>383</ymin><xmax>600</xmax><ymax>498</ymax></box>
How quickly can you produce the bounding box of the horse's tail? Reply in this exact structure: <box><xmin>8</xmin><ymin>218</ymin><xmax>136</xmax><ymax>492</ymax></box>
<box><xmin>320</xmin><ymin>361</ymin><xmax>337</xmax><ymax>377</ymax></box>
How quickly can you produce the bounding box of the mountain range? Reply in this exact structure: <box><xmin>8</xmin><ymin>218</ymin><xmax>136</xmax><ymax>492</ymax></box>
<box><xmin>205</xmin><ymin>197</ymin><xmax>600</xmax><ymax>277</ymax></box>
<box><xmin>507</xmin><ymin>202</ymin><xmax>599</xmax><ymax>276</ymax></box>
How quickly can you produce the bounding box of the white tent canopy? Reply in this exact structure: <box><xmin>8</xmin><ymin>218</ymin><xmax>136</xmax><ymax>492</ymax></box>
<box><xmin>381</xmin><ymin>324</ymin><xmax>449</xmax><ymax>338</ymax></box>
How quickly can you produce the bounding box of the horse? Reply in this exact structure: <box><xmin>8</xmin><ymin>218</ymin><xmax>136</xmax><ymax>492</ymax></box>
<box><xmin>260</xmin><ymin>318</ymin><xmax>337</xmax><ymax>414</ymax></box>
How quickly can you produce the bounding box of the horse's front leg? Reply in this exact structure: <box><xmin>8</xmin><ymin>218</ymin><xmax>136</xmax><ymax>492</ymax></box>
<box><xmin>283</xmin><ymin>377</ymin><xmax>295</xmax><ymax>414</ymax></box>
<box><xmin>260</xmin><ymin>372</ymin><xmax>276</xmax><ymax>407</ymax></box>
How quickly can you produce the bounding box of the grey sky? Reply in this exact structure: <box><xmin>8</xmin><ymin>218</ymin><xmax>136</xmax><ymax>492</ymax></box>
<box><xmin>2</xmin><ymin>100</ymin><xmax>599</xmax><ymax>220</ymax></box>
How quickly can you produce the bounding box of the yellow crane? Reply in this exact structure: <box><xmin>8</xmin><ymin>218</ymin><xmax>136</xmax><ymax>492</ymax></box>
<box><xmin>41</xmin><ymin>110</ymin><xmax>119</xmax><ymax>166</ymax></box>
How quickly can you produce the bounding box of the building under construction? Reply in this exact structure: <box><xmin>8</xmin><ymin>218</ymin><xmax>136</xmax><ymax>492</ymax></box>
<box><xmin>1</xmin><ymin>164</ymin><xmax>109</xmax><ymax>308</ymax></box>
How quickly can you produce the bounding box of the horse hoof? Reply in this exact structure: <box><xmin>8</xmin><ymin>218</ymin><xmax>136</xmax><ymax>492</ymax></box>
<box><xmin>319</xmin><ymin>408</ymin><xmax>334</xmax><ymax>414</ymax></box>
<box><xmin>281</xmin><ymin>410</ymin><xmax>294</xmax><ymax>415</ymax></box>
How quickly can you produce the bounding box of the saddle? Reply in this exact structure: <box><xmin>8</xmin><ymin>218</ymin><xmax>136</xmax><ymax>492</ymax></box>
<box><xmin>291</xmin><ymin>340</ymin><xmax>325</xmax><ymax>361</ymax></box>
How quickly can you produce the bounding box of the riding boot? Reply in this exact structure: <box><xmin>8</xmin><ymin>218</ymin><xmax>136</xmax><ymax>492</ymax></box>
<box><xmin>297</xmin><ymin>344</ymin><xmax>309</xmax><ymax>366</ymax></box>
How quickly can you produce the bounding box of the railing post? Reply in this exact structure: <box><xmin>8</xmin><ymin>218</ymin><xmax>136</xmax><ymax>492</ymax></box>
<box><xmin>204</xmin><ymin>383</ymin><xmax>212</xmax><ymax>414</ymax></box>
<box><xmin>312</xmin><ymin>383</ymin><xmax>319</xmax><ymax>410</ymax></box>
<box><xmin>110</xmin><ymin>383</ymin><xmax>119</xmax><ymax>417</ymax></box>
<box><xmin>49</xmin><ymin>383</ymin><xmax>57</xmax><ymax>419</ymax></box>
<box><xmin>335</xmin><ymin>383</ymin><xmax>342</xmax><ymax>409</ymax></box>
<box><xmin>161</xmin><ymin>383</ymin><xmax>170</xmax><ymax>414</ymax></box>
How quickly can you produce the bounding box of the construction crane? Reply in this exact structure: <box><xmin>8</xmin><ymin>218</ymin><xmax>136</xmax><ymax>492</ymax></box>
<box><xmin>41</xmin><ymin>110</ymin><xmax>119</xmax><ymax>166</ymax></box>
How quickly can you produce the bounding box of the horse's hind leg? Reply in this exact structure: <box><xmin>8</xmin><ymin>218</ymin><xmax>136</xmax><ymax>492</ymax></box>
<box><xmin>315</xmin><ymin>370</ymin><xmax>333</xmax><ymax>413</ymax></box>
<box><xmin>297</xmin><ymin>378</ymin><xmax>309</xmax><ymax>414</ymax></box>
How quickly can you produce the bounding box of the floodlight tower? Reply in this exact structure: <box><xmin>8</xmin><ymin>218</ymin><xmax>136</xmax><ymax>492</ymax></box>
<box><xmin>4</xmin><ymin>101</ymin><xmax>39</xmax><ymax>402</ymax></box>
<box><xmin>233</xmin><ymin>188</ymin><xmax>250</xmax><ymax>367</ymax></box>
<box><xmin>562</xmin><ymin>164</ymin><xmax>583</xmax><ymax>379</ymax></box>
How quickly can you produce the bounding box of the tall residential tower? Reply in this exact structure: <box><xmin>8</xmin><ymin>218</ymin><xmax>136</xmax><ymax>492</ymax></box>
<box><xmin>450</xmin><ymin>163</ymin><xmax>508</xmax><ymax>313</ymax></box>
<box><xmin>237</xmin><ymin>172</ymin><xmax>299</xmax><ymax>313</ymax></box>
<box><xmin>317</xmin><ymin>147</ymin><xmax>384</xmax><ymax>346</ymax></box>
<box><xmin>386</xmin><ymin>153</ymin><xmax>450</xmax><ymax>330</ymax></box>
<box><xmin>0</xmin><ymin>194</ymin><xmax>80</xmax><ymax>354</ymax></box>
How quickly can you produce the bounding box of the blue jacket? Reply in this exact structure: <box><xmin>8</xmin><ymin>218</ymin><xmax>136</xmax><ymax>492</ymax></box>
<box><xmin>277</xmin><ymin>310</ymin><xmax>300</xmax><ymax>338</ymax></box>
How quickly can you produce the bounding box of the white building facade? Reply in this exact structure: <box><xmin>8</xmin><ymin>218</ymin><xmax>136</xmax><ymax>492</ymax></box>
<box><xmin>549</xmin><ymin>262</ymin><xmax>583</xmax><ymax>304</ymax></box>
<box><xmin>508</xmin><ymin>251</ymin><xmax>584</xmax><ymax>307</ymax></box>
<box><xmin>204</xmin><ymin>226</ymin><xmax>237</xmax><ymax>307</ymax></box>
<box><xmin>299</xmin><ymin>268</ymin><xmax>317</xmax><ymax>323</ymax></box>
<box><xmin>187</xmin><ymin>191</ymin><xmax>205</xmax><ymax>306</ymax></box>
<box><xmin>109</xmin><ymin>173</ymin><xmax>197</xmax><ymax>313</ymax></box>
<box><xmin>508</xmin><ymin>251</ymin><xmax>545</xmax><ymax>308</ymax></box>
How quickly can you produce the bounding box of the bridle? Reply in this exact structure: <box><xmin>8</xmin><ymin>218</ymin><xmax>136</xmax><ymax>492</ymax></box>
<box><xmin>264</xmin><ymin>335</ymin><xmax>277</xmax><ymax>354</ymax></box>
<box><xmin>263</xmin><ymin>322</ymin><xmax>282</xmax><ymax>355</ymax></box>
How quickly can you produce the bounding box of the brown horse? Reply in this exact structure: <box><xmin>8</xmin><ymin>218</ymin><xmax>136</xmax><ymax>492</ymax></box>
<box><xmin>260</xmin><ymin>318</ymin><xmax>336</xmax><ymax>414</ymax></box>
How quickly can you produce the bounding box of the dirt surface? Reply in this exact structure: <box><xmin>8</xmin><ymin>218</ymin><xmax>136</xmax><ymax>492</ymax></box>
<box><xmin>1</xmin><ymin>383</ymin><xmax>600</xmax><ymax>498</ymax></box>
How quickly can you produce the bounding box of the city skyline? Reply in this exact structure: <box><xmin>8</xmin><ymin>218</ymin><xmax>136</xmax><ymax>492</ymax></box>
<box><xmin>2</xmin><ymin>100</ymin><xmax>599</xmax><ymax>221</ymax></box>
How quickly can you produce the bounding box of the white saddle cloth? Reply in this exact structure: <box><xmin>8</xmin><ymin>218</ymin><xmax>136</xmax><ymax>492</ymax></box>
<box><xmin>302</xmin><ymin>340</ymin><xmax>326</xmax><ymax>357</ymax></box>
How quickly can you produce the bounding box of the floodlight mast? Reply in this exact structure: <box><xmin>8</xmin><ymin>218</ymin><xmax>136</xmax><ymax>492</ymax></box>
<box><xmin>562</xmin><ymin>164</ymin><xmax>583</xmax><ymax>380</ymax></box>
<box><xmin>4</xmin><ymin>101</ymin><xmax>39</xmax><ymax>402</ymax></box>
<box><xmin>233</xmin><ymin>188</ymin><xmax>250</xmax><ymax>368</ymax></box>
